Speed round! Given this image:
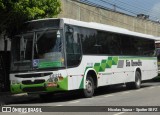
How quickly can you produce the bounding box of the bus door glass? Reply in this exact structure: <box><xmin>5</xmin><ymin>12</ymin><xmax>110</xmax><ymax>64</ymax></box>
<box><xmin>65</xmin><ymin>25</ymin><xmax>82</xmax><ymax>67</ymax></box>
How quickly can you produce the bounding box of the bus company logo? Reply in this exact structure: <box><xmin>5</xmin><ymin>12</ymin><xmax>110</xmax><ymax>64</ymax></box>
<box><xmin>2</xmin><ymin>107</ymin><xmax>12</xmax><ymax>112</ymax></box>
<box><xmin>31</xmin><ymin>78</ymin><xmax>35</xmax><ymax>82</ymax></box>
<box><xmin>33</xmin><ymin>59</ymin><xmax>39</xmax><ymax>67</ymax></box>
<box><xmin>126</xmin><ymin>60</ymin><xmax>142</xmax><ymax>67</ymax></box>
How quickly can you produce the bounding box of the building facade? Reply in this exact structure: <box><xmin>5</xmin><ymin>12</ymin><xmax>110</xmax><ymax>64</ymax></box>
<box><xmin>58</xmin><ymin>0</ymin><xmax>160</xmax><ymax>36</ymax></box>
<box><xmin>1</xmin><ymin>0</ymin><xmax>160</xmax><ymax>51</ymax></box>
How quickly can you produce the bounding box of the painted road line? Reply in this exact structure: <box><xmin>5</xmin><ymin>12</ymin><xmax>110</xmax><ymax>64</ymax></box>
<box><xmin>88</xmin><ymin>97</ymin><xmax>94</xmax><ymax>100</ymax></box>
<box><xmin>69</xmin><ymin>101</ymin><xmax>80</xmax><ymax>104</ymax></box>
<box><xmin>56</xmin><ymin>105</ymin><xmax>63</xmax><ymax>106</ymax></box>
<box><xmin>121</xmin><ymin>91</ymin><xmax>130</xmax><ymax>94</ymax></box>
<box><xmin>148</xmin><ymin>87</ymin><xmax>155</xmax><ymax>89</ymax></box>
<box><xmin>19</xmin><ymin>112</ymin><xmax>29</xmax><ymax>114</ymax></box>
<box><xmin>114</xmin><ymin>112</ymin><xmax>126</xmax><ymax>115</ymax></box>
<box><xmin>136</xmin><ymin>89</ymin><xmax>144</xmax><ymax>92</ymax></box>
<box><xmin>104</xmin><ymin>94</ymin><xmax>114</xmax><ymax>98</ymax></box>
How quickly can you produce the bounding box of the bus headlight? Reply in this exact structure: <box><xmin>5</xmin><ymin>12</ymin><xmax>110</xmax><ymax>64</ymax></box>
<box><xmin>11</xmin><ymin>80</ymin><xmax>21</xmax><ymax>85</ymax></box>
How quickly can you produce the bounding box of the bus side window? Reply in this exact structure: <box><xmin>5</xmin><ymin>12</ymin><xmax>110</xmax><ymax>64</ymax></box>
<box><xmin>108</xmin><ymin>35</ymin><xmax>121</xmax><ymax>55</ymax></box>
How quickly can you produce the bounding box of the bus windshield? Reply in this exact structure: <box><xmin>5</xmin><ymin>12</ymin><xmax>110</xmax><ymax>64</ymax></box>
<box><xmin>11</xmin><ymin>29</ymin><xmax>65</xmax><ymax>72</ymax></box>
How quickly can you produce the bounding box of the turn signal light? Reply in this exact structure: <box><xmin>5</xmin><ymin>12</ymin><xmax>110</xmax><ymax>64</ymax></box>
<box><xmin>58</xmin><ymin>76</ymin><xmax>64</xmax><ymax>81</ymax></box>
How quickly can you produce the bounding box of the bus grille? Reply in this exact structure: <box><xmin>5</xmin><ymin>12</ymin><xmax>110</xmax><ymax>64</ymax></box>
<box><xmin>22</xmin><ymin>87</ymin><xmax>46</xmax><ymax>92</ymax></box>
<box><xmin>15</xmin><ymin>72</ymin><xmax>52</xmax><ymax>78</ymax></box>
<box><xmin>22</xmin><ymin>79</ymin><xmax>45</xmax><ymax>85</ymax></box>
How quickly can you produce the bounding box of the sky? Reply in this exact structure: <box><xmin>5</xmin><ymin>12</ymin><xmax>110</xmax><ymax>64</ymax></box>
<box><xmin>84</xmin><ymin>0</ymin><xmax>160</xmax><ymax>21</ymax></box>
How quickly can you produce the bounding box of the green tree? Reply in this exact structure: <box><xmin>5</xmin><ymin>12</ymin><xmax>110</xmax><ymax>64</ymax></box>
<box><xmin>0</xmin><ymin>0</ymin><xmax>61</xmax><ymax>37</ymax></box>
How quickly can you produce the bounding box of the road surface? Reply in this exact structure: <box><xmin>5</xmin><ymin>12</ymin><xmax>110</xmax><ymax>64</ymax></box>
<box><xmin>1</xmin><ymin>81</ymin><xmax>160</xmax><ymax>115</ymax></box>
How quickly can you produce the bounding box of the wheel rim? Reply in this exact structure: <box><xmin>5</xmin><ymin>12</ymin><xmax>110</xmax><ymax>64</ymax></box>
<box><xmin>136</xmin><ymin>77</ymin><xmax>140</xmax><ymax>86</ymax></box>
<box><xmin>86</xmin><ymin>79</ymin><xmax>93</xmax><ymax>93</ymax></box>
<box><xmin>136</xmin><ymin>73</ymin><xmax>141</xmax><ymax>86</ymax></box>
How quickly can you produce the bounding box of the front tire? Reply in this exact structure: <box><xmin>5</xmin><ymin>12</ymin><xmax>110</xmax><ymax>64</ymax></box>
<box><xmin>83</xmin><ymin>76</ymin><xmax>94</xmax><ymax>98</ymax></box>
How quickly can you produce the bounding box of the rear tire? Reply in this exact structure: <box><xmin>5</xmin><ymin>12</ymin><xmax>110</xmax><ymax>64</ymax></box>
<box><xmin>126</xmin><ymin>71</ymin><xmax>141</xmax><ymax>89</ymax></box>
<box><xmin>83</xmin><ymin>76</ymin><xmax>95</xmax><ymax>98</ymax></box>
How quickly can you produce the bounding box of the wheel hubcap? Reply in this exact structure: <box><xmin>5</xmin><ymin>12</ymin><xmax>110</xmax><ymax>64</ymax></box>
<box><xmin>86</xmin><ymin>80</ymin><xmax>93</xmax><ymax>93</ymax></box>
<box><xmin>136</xmin><ymin>73</ymin><xmax>141</xmax><ymax>86</ymax></box>
<box><xmin>136</xmin><ymin>78</ymin><xmax>140</xmax><ymax>86</ymax></box>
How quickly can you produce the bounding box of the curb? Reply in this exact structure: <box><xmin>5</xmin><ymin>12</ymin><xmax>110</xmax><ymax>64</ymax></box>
<box><xmin>12</xmin><ymin>93</ymin><xmax>28</xmax><ymax>96</ymax></box>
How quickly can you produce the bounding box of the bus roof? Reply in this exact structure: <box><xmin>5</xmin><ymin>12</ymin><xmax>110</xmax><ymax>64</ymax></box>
<box><xmin>155</xmin><ymin>40</ymin><xmax>160</xmax><ymax>43</ymax></box>
<box><xmin>155</xmin><ymin>37</ymin><xmax>160</xmax><ymax>41</ymax></box>
<box><xmin>28</xmin><ymin>18</ymin><xmax>157</xmax><ymax>40</ymax></box>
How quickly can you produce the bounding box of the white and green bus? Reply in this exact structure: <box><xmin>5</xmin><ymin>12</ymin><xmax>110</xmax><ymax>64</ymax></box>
<box><xmin>10</xmin><ymin>18</ymin><xmax>158</xmax><ymax>98</ymax></box>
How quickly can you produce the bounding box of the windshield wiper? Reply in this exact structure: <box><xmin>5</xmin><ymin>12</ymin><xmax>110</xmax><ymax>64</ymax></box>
<box><xmin>34</xmin><ymin>28</ymin><xmax>49</xmax><ymax>55</ymax></box>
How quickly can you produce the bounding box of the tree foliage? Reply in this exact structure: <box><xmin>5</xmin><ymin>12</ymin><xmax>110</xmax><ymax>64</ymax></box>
<box><xmin>0</xmin><ymin>0</ymin><xmax>61</xmax><ymax>37</ymax></box>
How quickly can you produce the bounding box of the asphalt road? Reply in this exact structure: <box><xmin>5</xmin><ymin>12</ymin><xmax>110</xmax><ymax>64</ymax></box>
<box><xmin>1</xmin><ymin>81</ymin><xmax>160</xmax><ymax>115</ymax></box>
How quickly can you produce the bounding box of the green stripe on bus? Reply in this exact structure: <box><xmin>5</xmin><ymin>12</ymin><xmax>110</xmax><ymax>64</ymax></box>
<box><xmin>93</xmin><ymin>56</ymin><xmax>119</xmax><ymax>73</ymax></box>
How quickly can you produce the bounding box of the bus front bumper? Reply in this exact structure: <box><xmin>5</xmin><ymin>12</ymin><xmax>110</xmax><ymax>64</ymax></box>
<box><xmin>10</xmin><ymin>80</ymin><xmax>68</xmax><ymax>94</ymax></box>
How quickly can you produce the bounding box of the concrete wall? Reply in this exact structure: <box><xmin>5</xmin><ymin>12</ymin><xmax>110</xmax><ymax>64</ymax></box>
<box><xmin>1</xmin><ymin>0</ymin><xmax>160</xmax><ymax>51</ymax></box>
<box><xmin>58</xmin><ymin>0</ymin><xmax>160</xmax><ymax>37</ymax></box>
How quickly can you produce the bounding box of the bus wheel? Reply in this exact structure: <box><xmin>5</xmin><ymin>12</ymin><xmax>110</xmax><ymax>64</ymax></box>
<box><xmin>126</xmin><ymin>71</ymin><xmax>141</xmax><ymax>89</ymax></box>
<box><xmin>83</xmin><ymin>76</ymin><xmax>94</xmax><ymax>98</ymax></box>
